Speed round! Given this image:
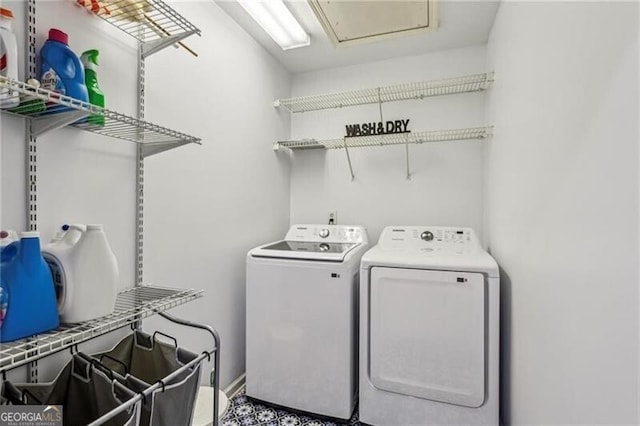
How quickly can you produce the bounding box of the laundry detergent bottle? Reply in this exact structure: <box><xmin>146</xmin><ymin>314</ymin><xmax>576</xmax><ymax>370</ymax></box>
<box><xmin>39</xmin><ymin>29</ymin><xmax>88</xmax><ymax>103</ymax></box>
<box><xmin>43</xmin><ymin>224</ymin><xmax>118</xmax><ymax>323</ymax></box>
<box><xmin>0</xmin><ymin>7</ymin><xmax>20</xmax><ymax>109</ymax></box>
<box><xmin>0</xmin><ymin>232</ymin><xmax>59</xmax><ymax>342</ymax></box>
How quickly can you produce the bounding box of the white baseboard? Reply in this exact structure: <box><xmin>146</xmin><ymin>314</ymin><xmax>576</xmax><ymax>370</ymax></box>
<box><xmin>224</xmin><ymin>373</ymin><xmax>245</xmax><ymax>398</ymax></box>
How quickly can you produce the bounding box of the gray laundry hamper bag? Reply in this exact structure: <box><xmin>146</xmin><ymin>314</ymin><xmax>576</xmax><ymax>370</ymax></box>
<box><xmin>2</xmin><ymin>353</ymin><xmax>141</xmax><ymax>426</ymax></box>
<box><xmin>94</xmin><ymin>331</ymin><xmax>202</xmax><ymax>426</ymax></box>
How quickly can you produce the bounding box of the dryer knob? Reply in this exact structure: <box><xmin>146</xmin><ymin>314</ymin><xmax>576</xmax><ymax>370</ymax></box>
<box><xmin>319</xmin><ymin>228</ymin><xmax>330</xmax><ymax>238</ymax></box>
<box><xmin>421</xmin><ymin>231</ymin><xmax>434</xmax><ymax>241</ymax></box>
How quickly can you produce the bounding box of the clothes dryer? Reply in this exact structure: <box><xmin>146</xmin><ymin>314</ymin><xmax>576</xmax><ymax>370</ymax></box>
<box><xmin>360</xmin><ymin>226</ymin><xmax>499</xmax><ymax>425</ymax></box>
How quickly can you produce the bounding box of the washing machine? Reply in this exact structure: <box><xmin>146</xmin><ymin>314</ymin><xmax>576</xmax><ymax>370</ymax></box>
<box><xmin>359</xmin><ymin>226</ymin><xmax>499</xmax><ymax>425</ymax></box>
<box><xmin>246</xmin><ymin>224</ymin><xmax>369</xmax><ymax>419</ymax></box>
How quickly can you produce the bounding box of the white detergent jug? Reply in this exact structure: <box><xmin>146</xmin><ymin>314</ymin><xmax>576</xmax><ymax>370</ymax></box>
<box><xmin>43</xmin><ymin>224</ymin><xmax>119</xmax><ymax>323</ymax></box>
<box><xmin>0</xmin><ymin>7</ymin><xmax>20</xmax><ymax>109</ymax></box>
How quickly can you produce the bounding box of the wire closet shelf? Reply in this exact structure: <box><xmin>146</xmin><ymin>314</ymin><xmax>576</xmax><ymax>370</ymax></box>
<box><xmin>86</xmin><ymin>0</ymin><xmax>201</xmax><ymax>56</ymax></box>
<box><xmin>0</xmin><ymin>77</ymin><xmax>201</xmax><ymax>156</ymax></box>
<box><xmin>275</xmin><ymin>127</ymin><xmax>493</xmax><ymax>151</ymax></box>
<box><xmin>0</xmin><ymin>285</ymin><xmax>203</xmax><ymax>372</ymax></box>
<box><xmin>274</xmin><ymin>73</ymin><xmax>494</xmax><ymax>113</ymax></box>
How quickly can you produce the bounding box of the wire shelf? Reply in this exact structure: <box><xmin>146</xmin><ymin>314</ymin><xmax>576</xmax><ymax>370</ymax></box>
<box><xmin>0</xmin><ymin>285</ymin><xmax>203</xmax><ymax>372</ymax></box>
<box><xmin>86</xmin><ymin>0</ymin><xmax>201</xmax><ymax>57</ymax></box>
<box><xmin>275</xmin><ymin>127</ymin><xmax>493</xmax><ymax>151</ymax></box>
<box><xmin>274</xmin><ymin>73</ymin><xmax>494</xmax><ymax>113</ymax></box>
<box><xmin>0</xmin><ymin>77</ymin><xmax>201</xmax><ymax>157</ymax></box>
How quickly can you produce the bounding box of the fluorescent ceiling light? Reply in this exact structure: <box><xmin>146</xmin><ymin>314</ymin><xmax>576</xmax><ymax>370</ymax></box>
<box><xmin>237</xmin><ymin>0</ymin><xmax>310</xmax><ymax>50</ymax></box>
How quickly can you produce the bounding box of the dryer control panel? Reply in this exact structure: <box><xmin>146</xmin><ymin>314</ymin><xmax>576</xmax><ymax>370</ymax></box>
<box><xmin>378</xmin><ymin>226</ymin><xmax>481</xmax><ymax>253</ymax></box>
<box><xmin>285</xmin><ymin>224</ymin><xmax>368</xmax><ymax>244</ymax></box>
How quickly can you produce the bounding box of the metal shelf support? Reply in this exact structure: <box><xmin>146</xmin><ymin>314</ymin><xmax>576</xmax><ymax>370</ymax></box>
<box><xmin>31</xmin><ymin>110</ymin><xmax>90</xmax><ymax>137</ymax></box>
<box><xmin>342</xmin><ymin>138</ymin><xmax>355</xmax><ymax>181</ymax></box>
<box><xmin>142</xmin><ymin>30</ymin><xmax>198</xmax><ymax>58</ymax></box>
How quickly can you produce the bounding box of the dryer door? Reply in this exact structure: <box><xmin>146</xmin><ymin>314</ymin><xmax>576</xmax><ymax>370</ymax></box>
<box><xmin>369</xmin><ymin>267</ymin><xmax>485</xmax><ymax>407</ymax></box>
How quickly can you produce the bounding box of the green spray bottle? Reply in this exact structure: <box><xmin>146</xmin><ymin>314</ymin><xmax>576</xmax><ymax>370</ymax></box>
<box><xmin>80</xmin><ymin>49</ymin><xmax>105</xmax><ymax>126</ymax></box>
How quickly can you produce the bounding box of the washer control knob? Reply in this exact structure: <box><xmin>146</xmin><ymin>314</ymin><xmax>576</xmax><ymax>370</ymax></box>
<box><xmin>421</xmin><ymin>231</ymin><xmax>434</xmax><ymax>241</ymax></box>
<box><xmin>319</xmin><ymin>228</ymin><xmax>330</xmax><ymax>238</ymax></box>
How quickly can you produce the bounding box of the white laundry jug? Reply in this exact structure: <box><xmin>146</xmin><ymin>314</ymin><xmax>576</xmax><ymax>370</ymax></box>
<box><xmin>0</xmin><ymin>7</ymin><xmax>20</xmax><ymax>109</ymax></box>
<box><xmin>43</xmin><ymin>224</ymin><xmax>119</xmax><ymax>323</ymax></box>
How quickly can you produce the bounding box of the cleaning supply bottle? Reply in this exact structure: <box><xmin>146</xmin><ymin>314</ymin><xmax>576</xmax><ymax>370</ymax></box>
<box><xmin>39</xmin><ymin>29</ymin><xmax>89</xmax><ymax>105</ymax></box>
<box><xmin>42</xmin><ymin>224</ymin><xmax>118</xmax><ymax>323</ymax></box>
<box><xmin>0</xmin><ymin>232</ymin><xmax>59</xmax><ymax>342</ymax></box>
<box><xmin>80</xmin><ymin>49</ymin><xmax>105</xmax><ymax>126</ymax></box>
<box><xmin>0</xmin><ymin>7</ymin><xmax>20</xmax><ymax>109</ymax></box>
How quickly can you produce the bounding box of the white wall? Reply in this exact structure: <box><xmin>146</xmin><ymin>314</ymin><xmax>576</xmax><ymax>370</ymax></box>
<box><xmin>289</xmin><ymin>45</ymin><xmax>488</xmax><ymax>242</ymax></box>
<box><xmin>485</xmin><ymin>2</ymin><xmax>639</xmax><ymax>424</ymax></box>
<box><xmin>0</xmin><ymin>0</ymin><xmax>291</xmax><ymax>387</ymax></box>
<box><xmin>141</xmin><ymin>2</ymin><xmax>292</xmax><ymax>388</ymax></box>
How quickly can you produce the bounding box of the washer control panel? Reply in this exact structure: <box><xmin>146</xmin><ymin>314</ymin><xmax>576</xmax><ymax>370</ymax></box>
<box><xmin>285</xmin><ymin>225</ymin><xmax>367</xmax><ymax>244</ymax></box>
<box><xmin>379</xmin><ymin>226</ymin><xmax>480</xmax><ymax>253</ymax></box>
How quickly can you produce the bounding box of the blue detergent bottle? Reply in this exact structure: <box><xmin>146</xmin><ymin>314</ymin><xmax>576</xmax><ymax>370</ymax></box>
<box><xmin>39</xmin><ymin>28</ymin><xmax>89</xmax><ymax>107</ymax></box>
<box><xmin>0</xmin><ymin>232</ymin><xmax>59</xmax><ymax>342</ymax></box>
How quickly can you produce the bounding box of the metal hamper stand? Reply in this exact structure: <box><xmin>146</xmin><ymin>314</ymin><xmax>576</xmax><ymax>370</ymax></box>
<box><xmin>88</xmin><ymin>311</ymin><xmax>221</xmax><ymax>426</ymax></box>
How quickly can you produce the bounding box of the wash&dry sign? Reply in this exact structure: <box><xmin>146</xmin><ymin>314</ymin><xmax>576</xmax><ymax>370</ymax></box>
<box><xmin>345</xmin><ymin>119</ymin><xmax>410</xmax><ymax>137</ymax></box>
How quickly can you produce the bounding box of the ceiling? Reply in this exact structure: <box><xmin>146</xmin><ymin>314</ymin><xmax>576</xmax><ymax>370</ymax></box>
<box><xmin>215</xmin><ymin>0</ymin><xmax>500</xmax><ymax>74</ymax></box>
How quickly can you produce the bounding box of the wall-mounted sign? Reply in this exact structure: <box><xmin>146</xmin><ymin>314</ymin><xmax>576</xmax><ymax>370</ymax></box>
<box><xmin>345</xmin><ymin>119</ymin><xmax>410</xmax><ymax>138</ymax></box>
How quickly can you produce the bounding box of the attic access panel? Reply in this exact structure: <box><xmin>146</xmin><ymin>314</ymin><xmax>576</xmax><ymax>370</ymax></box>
<box><xmin>308</xmin><ymin>0</ymin><xmax>438</xmax><ymax>47</ymax></box>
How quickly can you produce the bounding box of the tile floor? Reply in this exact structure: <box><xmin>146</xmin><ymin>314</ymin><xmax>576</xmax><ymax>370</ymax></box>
<box><xmin>221</xmin><ymin>390</ymin><xmax>362</xmax><ymax>426</ymax></box>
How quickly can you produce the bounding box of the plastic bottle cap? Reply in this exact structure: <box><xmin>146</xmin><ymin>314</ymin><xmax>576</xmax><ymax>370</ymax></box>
<box><xmin>20</xmin><ymin>231</ymin><xmax>40</xmax><ymax>238</ymax></box>
<box><xmin>0</xmin><ymin>8</ymin><xmax>14</xmax><ymax>19</ymax></box>
<box><xmin>48</xmin><ymin>28</ymin><xmax>69</xmax><ymax>45</ymax></box>
<box><xmin>87</xmin><ymin>224</ymin><xmax>103</xmax><ymax>230</ymax></box>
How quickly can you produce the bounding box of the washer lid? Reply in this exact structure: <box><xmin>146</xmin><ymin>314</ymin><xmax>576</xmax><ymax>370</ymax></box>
<box><xmin>250</xmin><ymin>240</ymin><xmax>359</xmax><ymax>262</ymax></box>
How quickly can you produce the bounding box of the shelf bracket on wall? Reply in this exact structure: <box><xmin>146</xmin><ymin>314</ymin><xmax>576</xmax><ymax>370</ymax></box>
<box><xmin>142</xmin><ymin>140</ymin><xmax>192</xmax><ymax>158</ymax></box>
<box><xmin>405</xmin><ymin>133</ymin><xmax>411</xmax><ymax>180</ymax></box>
<box><xmin>26</xmin><ymin>0</ymin><xmax>38</xmax><ymax>384</ymax></box>
<box><xmin>141</xmin><ymin>31</ymin><xmax>198</xmax><ymax>59</ymax></box>
<box><xmin>31</xmin><ymin>110</ymin><xmax>90</xmax><ymax>138</ymax></box>
<box><xmin>343</xmin><ymin>137</ymin><xmax>355</xmax><ymax>181</ymax></box>
<box><xmin>377</xmin><ymin>87</ymin><xmax>384</xmax><ymax>124</ymax></box>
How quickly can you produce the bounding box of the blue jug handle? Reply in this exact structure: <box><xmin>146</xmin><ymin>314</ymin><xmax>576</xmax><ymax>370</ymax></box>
<box><xmin>0</xmin><ymin>241</ymin><xmax>19</xmax><ymax>264</ymax></box>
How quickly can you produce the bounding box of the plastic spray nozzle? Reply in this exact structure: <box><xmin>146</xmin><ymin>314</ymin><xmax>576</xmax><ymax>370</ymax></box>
<box><xmin>81</xmin><ymin>49</ymin><xmax>99</xmax><ymax>67</ymax></box>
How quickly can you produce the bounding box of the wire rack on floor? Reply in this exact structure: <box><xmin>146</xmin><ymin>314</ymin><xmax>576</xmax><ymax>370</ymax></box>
<box><xmin>0</xmin><ymin>285</ymin><xmax>203</xmax><ymax>372</ymax></box>
<box><xmin>0</xmin><ymin>77</ymin><xmax>201</xmax><ymax>157</ymax></box>
<box><xmin>274</xmin><ymin>127</ymin><xmax>493</xmax><ymax>151</ymax></box>
<box><xmin>83</xmin><ymin>0</ymin><xmax>201</xmax><ymax>57</ymax></box>
<box><xmin>274</xmin><ymin>73</ymin><xmax>494</xmax><ymax>113</ymax></box>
